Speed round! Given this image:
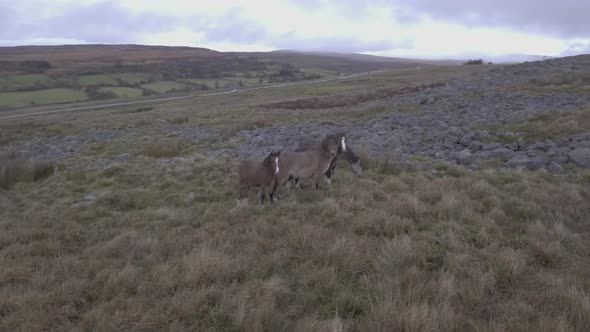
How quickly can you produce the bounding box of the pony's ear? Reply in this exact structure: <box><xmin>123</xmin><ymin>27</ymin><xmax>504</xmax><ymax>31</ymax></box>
<box><xmin>277</xmin><ymin>151</ymin><xmax>281</xmax><ymax>156</ymax></box>
<box><xmin>322</xmin><ymin>138</ymin><xmax>328</xmax><ymax>150</ymax></box>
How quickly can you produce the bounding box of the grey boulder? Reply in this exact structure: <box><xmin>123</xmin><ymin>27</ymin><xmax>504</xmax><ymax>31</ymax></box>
<box><xmin>568</xmin><ymin>148</ymin><xmax>590</xmax><ymax>169</ymax></box>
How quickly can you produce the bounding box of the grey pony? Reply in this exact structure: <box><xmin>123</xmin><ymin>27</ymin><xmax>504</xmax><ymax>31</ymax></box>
<box><xmin>295</xmin><ymin>138</ymin><xmax>362</xmax><ymax>184</ymax></box>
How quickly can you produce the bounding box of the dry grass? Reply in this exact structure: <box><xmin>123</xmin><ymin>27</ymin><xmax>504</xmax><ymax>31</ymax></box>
<box><xmin>220</xmin><ymin>116</ymin><xmax>270</xmax><ymax>139</ymax></box>
<box><xmin>258</xmin><ymin>83</ymin><xmax>444</xmax><ymax>110</ymax></box>
<box><xmin>528</xmin><ymin>72</ymin><xmax>590</xmax><ymax>88</ymax></box>
<box><xmin>0</xmin><ymin>150</ymin><xmax>53</xmax><ymax>188</ymax></box>
<box><xmin>490</xmin><ymin>107</ymin><xmax>590</xmax><ymax>143</ymax></box>
<box><xmin>165</xmin><ymin>115</ymin><xmax>189</xmax><ymax>124</ymax></box>
<box><xmin>1</xmin><ymin>62</ymin><xmax>589</xmax><ymax>331</ymax></box>
<box><xmin>142</xmin><ymin>138</ymin><xmax>183</xmax><ymax>158</ymax></box>
<box><xmin>1</xmin><ymin>150</ymin><xmax>589</xmax><ymax>330</ymax></box>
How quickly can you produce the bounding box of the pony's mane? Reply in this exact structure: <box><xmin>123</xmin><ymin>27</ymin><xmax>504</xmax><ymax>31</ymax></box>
<box><xmin>262</xmin><ymin>154</ymin><xmax>273</xmax><ymax>170</ymax></box>
<box><xmin>262</xmin><ymin>152</ymin><xmax>279</xmax><ymax>172</ymax></box>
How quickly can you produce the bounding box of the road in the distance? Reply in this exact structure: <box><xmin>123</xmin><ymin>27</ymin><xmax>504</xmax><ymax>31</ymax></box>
<box><xmin>0</xmin><ymin>69</ymin><xmax>408</xmax><ymax>120</ymax></box>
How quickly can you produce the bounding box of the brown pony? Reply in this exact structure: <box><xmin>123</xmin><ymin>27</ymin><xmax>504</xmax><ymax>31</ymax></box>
<box><xmin>295</xmin><ymin>132</ymin><xmax>353</xmax><ymax>184</ymax></box>
<box><xmin>239</xmin><ymin>151</ymin><xmax>280</xmax><ymax>205</ymax></box>
<box><xmin>278</xmin><ymin>135</ymin><xmax>340</xmax><ymax>190</ymax></box>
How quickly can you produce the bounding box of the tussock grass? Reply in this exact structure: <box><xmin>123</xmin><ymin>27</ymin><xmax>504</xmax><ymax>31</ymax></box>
<box><xmin>356</xmin><ymin>145</ymin><xmax>406</xmax><ymax>176</ymax></box>
<box><xmin>1</xmin><ymin>62</ymin><xmax>589</xmax><ymax>330</ymax></box>
<box><xmin>165</xmin><ymin>115</ymin><xmax>189</xmax><ymax>124</ymax></box>
<box><xmin>509</xmin><ymin>108</ymin><xmax>590</xmax><ymax>142</ymax></box>
<box><xmin>142</xmin><ymin>138</ymin><xmax>183</xmax><ymax>158</ymax></box>
<box><xmin>221</xmin><ymin>116</ymin><xmax>270</xmax><ymax>138</ymax></box>
<box><xmin>0</xmin><ymin>150</ymin><xmax>54</xmax><ymax>188</ymax></box>
<box><xmin>529</xmin><ymin>72</ymin><xmax>590</xmax><ymax>88</ymax></box>
<box><xmin>479</xmin><ymin>106</ymin><xmax>590</xmax><ymax>143</ymax></box>
<box><xmin>2</xmin><ymin>150</ymin><xmax>589</xmax><ymax>330</ymax></box>
<box><xmin>259</xmin><ymin>82</ymin><xmax>444</xmax><ymax>110</ymax></box>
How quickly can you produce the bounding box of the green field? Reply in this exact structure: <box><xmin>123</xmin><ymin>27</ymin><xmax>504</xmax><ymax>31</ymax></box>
<box><xmin>181</xmin><ymin>78</ymin><xmax>220</xmax><ymax>88</ymax></box>
<box><xmin>0</xmin><ymin>74</ymin><xmax>53</xmax><ymax>91</ymax></box>
<box><xmin>224</xmin><ymin>76</ymin><xmax>261</xmax><ymax>85</ymax></box>
<box><xmin>98</xmin><ymin>87</ymin><xmax>144</xmax><ymax>98</ymax></box>
<box><xmin>182</xmin><ymin>78</ymin><xmax>246</xmax><ymax>89</ymax></box>
<box><xmin>141</xmin><ymin>81</ymin><xmax>186</xmax><ymax>94</ymax></box>
<box><xmin>0</xmin><ymin>88</ymin><xmax>88</xmax><ymax>108</ymax></box>
<box><xmin>113</xmin><ymin>73</ymin><xmax>153</xmax><ymax>85</ymax></box>
<box><xmin>77</xmin><ymin>74</ymin><xmax>119</xmax><ymax>86</ymax></box>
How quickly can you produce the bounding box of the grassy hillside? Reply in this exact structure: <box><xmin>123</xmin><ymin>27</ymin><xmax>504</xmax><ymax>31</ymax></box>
<box><xmin>240</xmin><ymin>50</ymin><xmax>426</xmax><ymax>74</ymax></box>
<box><xmin>1</xmin><ymin>60</ymin><xmax>588</xmax><ymax>330</ymax></box>
<box><xmin>0</xmin><ymin>45</ymin><xmax>425</xmax><ymax>110</ymax></box>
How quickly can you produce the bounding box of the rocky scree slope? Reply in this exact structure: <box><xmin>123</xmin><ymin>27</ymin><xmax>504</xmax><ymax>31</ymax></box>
<box><xmin>222</xmin><ymin>55</ymin><xmax>590</xmax><ymax>172</ymax></box>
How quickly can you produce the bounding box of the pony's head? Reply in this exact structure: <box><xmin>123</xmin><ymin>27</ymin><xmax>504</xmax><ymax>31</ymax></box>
<box><xmin>322</xmin><ymin>135</ymin><xmax>340</xmax><ymax>157</ymax></box>
<box><xmin>336</xmin><ymin>132</ymin><xmax>347</xmax><ymax>152</ymax></box>
<box><xmin>265</xmin><ymin>151</ymin><xmax>280</xmax><ymax>174</ymax></box>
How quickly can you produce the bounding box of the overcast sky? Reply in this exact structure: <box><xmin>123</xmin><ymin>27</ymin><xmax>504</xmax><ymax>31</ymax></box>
<box><xmin>1</xmin><ymin>0</ymin><xmax>589</xmax><ymax>59</ymax></box>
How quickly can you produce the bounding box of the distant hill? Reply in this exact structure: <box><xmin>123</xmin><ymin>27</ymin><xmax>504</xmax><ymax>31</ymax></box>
<box><xmin>0</xmin><ymin>44</ymin><xmax>433</xmax><ymax>108</ymax></box>
<box><xmin>234</xmin><ymin>50</ymin><xmax>426</xmax><ymax>74</ymax></box>
<box><xmin>0</xmin><ymin>44</ymin><xmax>222</xmax><ymax>74</ymax></box>
<box><xmin>0</xmin><ymin>45</ymin><xmax>426</xmax><ymax>76</ymax></box>
<box><xmin>486</xmin><ymin>54</ymin><xmax>555</xmax><ymax>64</ymax></box>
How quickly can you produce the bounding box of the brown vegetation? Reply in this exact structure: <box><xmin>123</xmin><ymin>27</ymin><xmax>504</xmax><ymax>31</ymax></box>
<box><xmin>165</xmin><ymin>115</ymin><xmax>189</xmax><ymax>124</ymax></box>
<box><xmin>1</xmin><ymin>153</ymin><xmax>589</xmax><ymax>330</ymax></box>
<box><xmin>0</xmin><ymin>150</ymin><xmax>53</xmax><ymax>188</ymax></box>
<box><xmin>142</xmin><ymin>138</ymin><xmax>183</xmax><ymax>158</ymax></box>
<box><xmin>512</xmin><ymin>108</ymin><xmax>590</xmax><ymax>141</ymax></box>
<box><xmin>258</xmin><ymin>82</ymin><xmax>445</xmax><ymax>110</ymax></box>
<box><xmin>485</xmin><ymin>107</ymin><xmax>590</xmax><ymax>143</ymax></box>
<box><xmin>1</xmin><ymin>62</ymin><xmax>589</xmax><ymax>331</ymax></box>
<box><xmin>528</xmin><ymin>72</ymin><xmax>590</xmax><ymax>88</ymax></box>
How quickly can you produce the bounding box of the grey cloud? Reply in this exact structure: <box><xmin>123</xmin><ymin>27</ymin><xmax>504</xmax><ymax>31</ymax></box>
<box><xmin>0</xmin><ymin>1</ymin><xmax>176</xmax><ymax>44</ymax></box>
<box><xmin>402</xmin><ymin>0</ymin><xmax>589</xmax><ymax>38</ymax></box>
<box><xmin>196</xmin><ymin>9</ymin><xmax>269</xmax><ymax>43</ymax></box>
<box><xmin>290</xmin><ymin>0</ymin><xmax>590</xmax><ymax>39</ymax></box>
<box><xmin>1</xmin><ymin>0</ymin><xmax>400</xmax><ymax>53</ymax></box>
<box><xmin>563</xmin><ymin>42</ymin><xmax>590</xmax><ymax>56</ymax></box>
<box><xmin>185</xmin><ymin>7</ymin><xmax>403</xmax><ymax>53</ymax></box>
<box><xmin>273</xmin><ymin>32</ymin><xmax>412</xmax><ymax>52</ymax></box>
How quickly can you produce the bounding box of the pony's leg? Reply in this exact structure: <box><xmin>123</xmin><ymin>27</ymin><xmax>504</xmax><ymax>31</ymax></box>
<box><xmin>324</xmin><ymin>169</ymin><xmax>332</xmax><ymax>185</ymax></box>
<box><xmin>285</xmin><ymin>175</ymin><xmax>293</xmax><ymax>189</ymax></box>
<box><xmin>324</xmin><ymin>160</ymin><xmax>337</xmax><ymax>185</ymax></box>
<box><xmin>238</xmin><ymin>184</ymin><xmax>248</xmax><ymax>202</ymax></box>
<box><xmin>259</xmin><ymin>190</ymin><xmax>266</xmax><ymax>205</ymax></box>
<box><xmin>324</xmin><ymin>167</ymin><xmax>332</xmax><ymax>184</ymax></box>
<box><xmin>314</xmin><ymin>175</ymin><xmax>321</xmax><ymax>190</ymax></box>
<box><xmin>269</xmin><ymin>180</ymin><xmax>278</xmax><ymax>203</ymax></box>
